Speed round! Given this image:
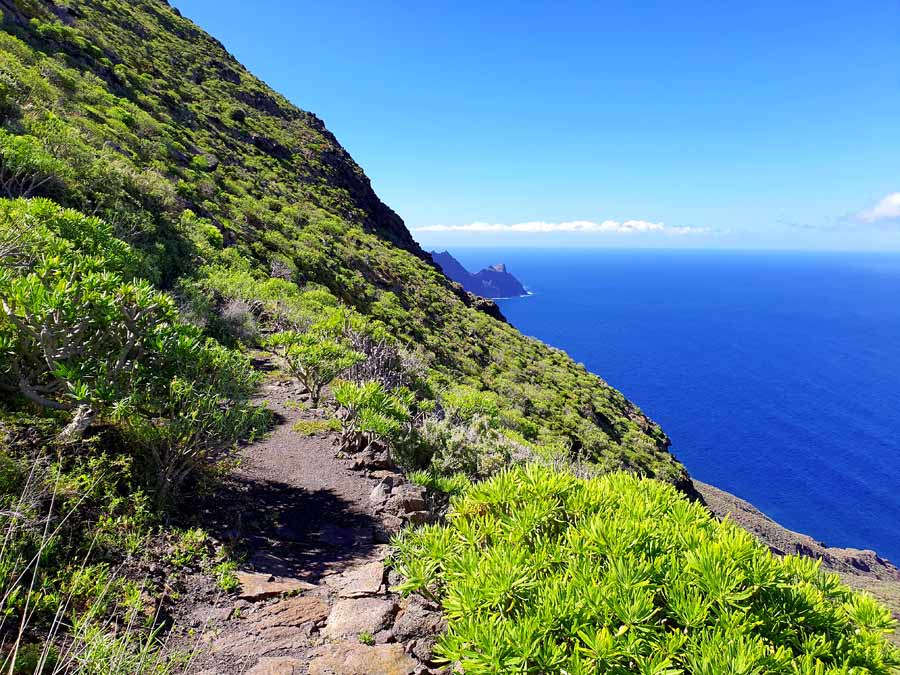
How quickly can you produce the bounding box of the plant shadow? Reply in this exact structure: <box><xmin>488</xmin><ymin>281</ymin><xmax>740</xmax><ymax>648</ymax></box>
<box><xmin>187</xmin><ymin>474</ymin><xmax>380</xmax><ymax>583</ymax></box>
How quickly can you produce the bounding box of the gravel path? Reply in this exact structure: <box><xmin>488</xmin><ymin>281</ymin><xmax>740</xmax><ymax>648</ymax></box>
<box><xmin>170</xmin><ymin>369</ymin><xmax>444</xmax><ymax>674</ymax></box>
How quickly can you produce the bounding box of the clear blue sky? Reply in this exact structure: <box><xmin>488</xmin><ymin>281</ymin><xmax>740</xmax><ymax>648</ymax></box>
<box><xmin>175</xmin><ymin>0</ymin><xmax>900</xmax><ymax>250</ymax></box>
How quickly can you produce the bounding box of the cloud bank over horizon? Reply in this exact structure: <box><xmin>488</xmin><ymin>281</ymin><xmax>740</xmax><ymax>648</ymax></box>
<box><xmin>859</xmin><ymin>192</ymin><xmax>900</xmax><ymax>224</ymax></box>
<box><xmin>414</xmin><ymin>219</ymin><xmax>711</xmax><ymax>236</ymax></box>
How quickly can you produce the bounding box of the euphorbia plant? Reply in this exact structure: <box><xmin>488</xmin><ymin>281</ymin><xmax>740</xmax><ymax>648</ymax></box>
<box><xmin>264</xmin><ymin>330</ymin><xmax>363</xmax><ymax>406</ymax></box>
<box><xmin>332</xmin><ymin>379</ymin><xmax>414</xmax><ymax>454</ymax></box>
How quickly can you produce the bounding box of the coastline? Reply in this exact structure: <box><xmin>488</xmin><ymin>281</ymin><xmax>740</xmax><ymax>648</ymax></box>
<box><xmin>696</xmin><ymin>479</ymin><xmax>900</xmax><ymax>639</ymax></box>
<box><xmin>492</xmin><ymin>290</ymin><xmax>535</xmax><ymax>301</ymax></box>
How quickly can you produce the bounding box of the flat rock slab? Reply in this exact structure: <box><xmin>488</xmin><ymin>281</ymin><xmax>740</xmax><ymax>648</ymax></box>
<box><xmin>213</xmin><ymin>595</ymin><xmax>329</xmax><ymax>656</ymax></box>
<box><xmin>307</xmin><ymin>643</ymin><xmax>418</xmax><ymax>675</ymax></box>
<box><xmin>252</xmin><ymin>595</ymin><xmax>330</xmax><ymax>630</ymax></box>
<box><xmin>247</xmin><ymin>657</ymin><xmax>305</xmax><ymax>675</ymax></box>
<box><xmin>237</xmin><ymin>571</ymin><xmax>315</xmax><ymax>601</ymax></box>
<box><xmin>323</xmin><ymin>597</ymin><xmax>397</xmax><ymax>638</ymax></box>
<box><xmin>328</xmin><ymin>561</ymin><xmax>385</xmax><ymax>598</ymax></box>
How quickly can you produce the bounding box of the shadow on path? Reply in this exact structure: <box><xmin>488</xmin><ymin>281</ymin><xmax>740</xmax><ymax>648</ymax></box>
<box><xmin>191</xmin><ymin>473</ymin><xmax>380</xmax><ymax>583</ymax></box>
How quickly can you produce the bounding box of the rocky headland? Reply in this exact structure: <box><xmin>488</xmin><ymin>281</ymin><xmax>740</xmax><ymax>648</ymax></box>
<box><xmin>431</xmin><ymin>250</ymin><xmax>528</xmax><ymax>299</ymax></box>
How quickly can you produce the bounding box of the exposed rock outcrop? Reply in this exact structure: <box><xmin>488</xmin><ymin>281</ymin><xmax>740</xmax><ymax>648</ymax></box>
<box><xmin>431</xmin><ymin>250</ymin><xmax>527</xmax><ymax>299</ymax></box>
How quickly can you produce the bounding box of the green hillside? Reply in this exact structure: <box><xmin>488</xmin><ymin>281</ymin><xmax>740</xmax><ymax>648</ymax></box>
<box><xmin>0</xmin><ymin>0</ymin><xmax>683</xmax><ymax>484</ymax></box>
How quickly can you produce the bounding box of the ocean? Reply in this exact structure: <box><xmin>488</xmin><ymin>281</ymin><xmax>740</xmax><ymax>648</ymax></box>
<box><xmin>451</xmin><ymin>248</ymin><xmax>900</xmax><ymax>562</ymax></box>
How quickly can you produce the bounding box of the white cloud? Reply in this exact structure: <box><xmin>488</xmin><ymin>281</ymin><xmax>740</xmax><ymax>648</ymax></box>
<box><xmin>414</xmin><ymin>219</ymin><xmax>710</xmax><ymax>235</ymax></box>
<box><xmin>859</xmin><ymin>192</ymin><xmax>900</xmax><ymax>223</ymax></box>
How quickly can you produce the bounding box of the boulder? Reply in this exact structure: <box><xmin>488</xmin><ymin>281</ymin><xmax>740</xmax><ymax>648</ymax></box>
<box><xmin>370</xmin><ymin>477</ymin><xmax>394</xmax><ymax>506</ymax></box>
<box><xmin>405</xmin><ymin>510</ymin><xmax>432</xmax><ymax>526</ymax></box>
<box><xmin>375</xmin><ymin>514</ymin><xmax>403</xmax><ymax>543</ymax></box>
<box><xmin>328</xmin><ymin>561</ymin><xmax>385</xmax><ymax>598</ymax></box>
<box><xmin>393</xmin><ymin>595</ymin><xmax>447</xmax><ymax>663</ymax></box>
<box><xmin>386</xmin><ymin>484</ymin><xmax>427</xmax><ymax>513</ymax></box>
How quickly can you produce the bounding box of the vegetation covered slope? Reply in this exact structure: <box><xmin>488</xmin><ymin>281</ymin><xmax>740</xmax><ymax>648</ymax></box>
<box><xmin>0</xmin><ymin>0</ymin><xmax>685</xmax><ymax>485</ymax></box>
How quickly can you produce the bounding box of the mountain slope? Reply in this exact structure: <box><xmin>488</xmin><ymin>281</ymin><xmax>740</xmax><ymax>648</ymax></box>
<box><xmin>0</xmin><ymin>0</ymin><xmax>687</xmax><ymax>485</ymax></box>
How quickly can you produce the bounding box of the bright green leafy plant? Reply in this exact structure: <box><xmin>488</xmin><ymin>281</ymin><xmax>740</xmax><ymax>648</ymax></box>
<box><xmin>264</xmin><ymin>330</ymin><xmax>364</xmax><ymax>407</ymax></box>
<box><xmin>333</xmin><ymin>380</ymin><xmax>414</xmax><ymax>454</ymax></box>
<box><xmin>0</xmin><ymin>199</ymin><xmax>268</xmax><ymax>501</ymax></box>
<box><xmin>393</xmin><ymin>465</ymin><xmax>900</xmax><ymax>674</ymax></box>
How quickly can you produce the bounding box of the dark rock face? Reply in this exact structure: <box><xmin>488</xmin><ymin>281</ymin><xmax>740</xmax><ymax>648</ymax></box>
<box><xmin>431</xmin><ymin>251</ymin><xmax>526</xmax><ymax>299</ymax></box>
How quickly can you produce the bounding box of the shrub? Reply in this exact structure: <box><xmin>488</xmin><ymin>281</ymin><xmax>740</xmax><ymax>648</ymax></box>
<box><xmin>219</xmin><ymin>298</ymin><xmax>258</xmax><ymax>343</ymax></box>
<box><xmin>0</xmin><ymin>131</ymin><xmax>68</xmax><ymax>199</ymax></box>
<box><xmin>441</xmin><ymin>385</ymin><xmax>501</xmax><ymax>426</ymax></box>
<box><xmin>0</xmin><ymin>201</ymin><xmax>259</xmax><ymax>443</ymax></box>
<box><xmin>344</xmin><ymin>331</ymin><xmax>425</xmax><ymax>392</ymax></box>
<box><xmin>393</xmin><ymin>465</ymin><xmax>900</xmax><ymax>674</ymax></box>
<box><xmin>265</xmin><ymin>331</ymin><xmax>363</xmax><ymax>406</ymax></box>
<box><xmin>332</xmin><ymin>380</ymin><xmax>414</xmax><ymax>455</ymax></box>
<box><xmin>419</xmin><ymin>416</ymin><xmax>525</xmax><ymax>477</ymax></box>
<box><xmin>0</xmin><ymin>200</ymin><xmax>268</xmax><ymax>500</ymax></box>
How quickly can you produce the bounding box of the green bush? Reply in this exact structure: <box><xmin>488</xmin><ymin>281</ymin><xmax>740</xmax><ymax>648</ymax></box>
<box><xmin>393</xmin><ymin>465</ymin><xmax>900</xmax><ymax>674</ymax></box>
<box><xmin>265</xmin><ymin>331</ymin><xmax>364</xmax><ymax>406</ymax></box>
<box><xmin>0</xmin><ymin>199</ymin><xmax>268</xmax><ymax>500</ymax></box>
<box><xmin>419</xmin><ymin>415</ymin><xmax>525</xmax><ymax>478</ymax></box>
<box><xmin>0</xmin><ymin>130</ymin><xmax>68</xmax><ymax>199</ymax></box>
<box><xmin>333</xmin><ymin>380</ymin><xmax>414</xmax><ymax>455</ymax></box>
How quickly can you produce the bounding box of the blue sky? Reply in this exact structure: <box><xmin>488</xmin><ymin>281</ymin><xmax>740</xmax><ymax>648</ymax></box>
<box><xmin>175</xmin><ymin>1</ymin><xmax>900</xmax><ymax>250</ymax></box>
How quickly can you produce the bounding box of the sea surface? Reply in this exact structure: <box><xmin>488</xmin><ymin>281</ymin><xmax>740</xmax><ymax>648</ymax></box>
<box><xmin>451</xmin><ymin>248</ymin><xmax>900</xmax><ymax>562</ymax></box>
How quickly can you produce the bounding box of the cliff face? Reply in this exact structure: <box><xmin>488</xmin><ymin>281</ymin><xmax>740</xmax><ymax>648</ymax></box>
<box><xmin>0</xmin><ymin>0</ymin><xmax>687</xmax><ymax>483</ymax></box>
<box><xmin>432</xmin><ymin>251</ymin><xmax>527</xmax><ymax>298</ymax></box>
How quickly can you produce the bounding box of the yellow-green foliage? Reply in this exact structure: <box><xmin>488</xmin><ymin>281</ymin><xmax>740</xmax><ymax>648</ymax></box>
<box><xmin>393</xmin><ymin>465</ymin><xmax>900</xmax><ymax>674</ymax></box>
<box><xmin>291</xmin><ymin>418</ymin><xmax>340</xmax><ymax>435</ymax></box>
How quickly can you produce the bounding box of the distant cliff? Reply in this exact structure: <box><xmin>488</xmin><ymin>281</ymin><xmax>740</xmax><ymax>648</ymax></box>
<box><xmin>432</xmin><ymin>251</ymin><xmax>527</xmax><ymax>298</ymax></box>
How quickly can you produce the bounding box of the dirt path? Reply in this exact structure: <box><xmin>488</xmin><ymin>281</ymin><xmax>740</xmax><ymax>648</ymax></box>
<box><xmin>171</xmin><ymin>370</ymin><xmax>444</xmax><ymax>675</ymax></box>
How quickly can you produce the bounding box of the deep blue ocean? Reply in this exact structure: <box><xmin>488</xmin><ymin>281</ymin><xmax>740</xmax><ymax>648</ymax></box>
<box><xmin>451</xmin><ymin>248</ymin><xmax>900</xmax><ymax>562</ymax></box>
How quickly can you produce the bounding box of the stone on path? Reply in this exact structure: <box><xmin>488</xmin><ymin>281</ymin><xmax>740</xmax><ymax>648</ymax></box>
<box><xmin>392</xmin><ymin>594</ymin><xmax>447</xmax><ymax>663</ymax></box>
<box><xmin>236</xmin><ymin>571</ymin><xmax>316</xmax><ymax>601</ymax></box>
<box><xmin>212</xmin><ymin>595</ymin><xmax>329</xmax><ymax>656</ymax></box>
<box><xmin>323</xmin><ymin>597</ymin><xmax>397</xmax><ymax>638</ymax></box>
<box><xmin>247</xmin><ymin>657</ymin><xmax>305</xmax><ymax>675</ymax></box>
<box><xmin>307</xmin><ymin>643</ymin><xmax>418</xmax><ymax>675</ymax></box>
<box><xmin>327</xmin><ymin>560</ymin><xmax>385</xmax><ymax>598</ymax></box>
<box><xmin>251</xmin><ymin>595</ymin><xmax>330</xmax><ymax>630</ymax></box>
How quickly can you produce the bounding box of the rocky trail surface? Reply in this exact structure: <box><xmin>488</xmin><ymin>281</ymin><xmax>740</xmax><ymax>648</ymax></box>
<box><xmin>169</xmin><ymin>368</ymin><xmax>446</xmax><ymax>675</ymax></box>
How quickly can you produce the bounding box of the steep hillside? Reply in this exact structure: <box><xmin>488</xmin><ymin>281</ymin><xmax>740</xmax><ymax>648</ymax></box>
<box><xmin>0</xmin><ymin>0</ymin><xmax>685</xmax><ymax>485</ymax></box>
<box><xmin>2</xmin><ymin>3</ymin><xmax>899</xmax><ymax>673</ymax></box>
